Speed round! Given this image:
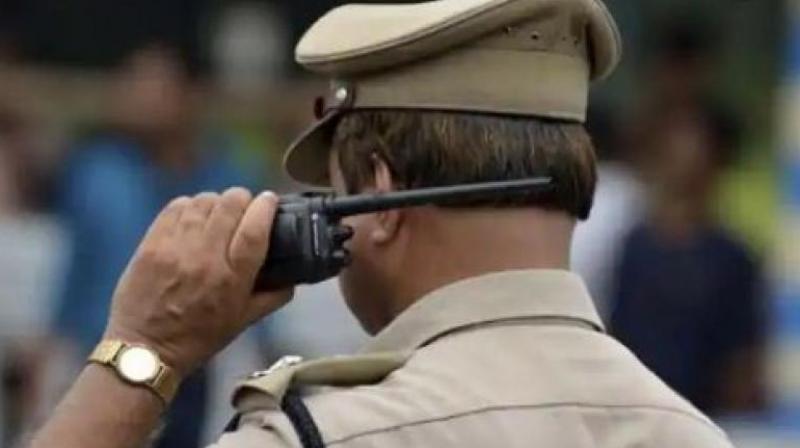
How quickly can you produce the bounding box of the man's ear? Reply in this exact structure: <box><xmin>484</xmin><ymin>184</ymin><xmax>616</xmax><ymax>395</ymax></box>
<box><xmin>370</xmin><ymin>156</ymin><xmax>402</xmax><ymax>245</ymax></box>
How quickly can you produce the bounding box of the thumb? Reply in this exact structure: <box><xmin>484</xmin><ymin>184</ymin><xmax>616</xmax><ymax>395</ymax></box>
<box><xmin>228</xmin><ymin>192</ymin><xmax>279</xmax><ymax>280</ymax></box>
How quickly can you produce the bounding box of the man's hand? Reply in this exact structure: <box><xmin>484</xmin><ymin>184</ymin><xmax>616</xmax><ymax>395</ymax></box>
<box><xmin>30</xmin><ymin>188</ymin><xmax>292</xmax><ymax>448</ymax></box>
<box><xmin>103</xmin><ymin>187</ymin><xmax>293</xmax><ymax>377</ymax></box>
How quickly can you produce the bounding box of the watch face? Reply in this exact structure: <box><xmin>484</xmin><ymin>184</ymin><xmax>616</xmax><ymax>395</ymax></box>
<box><xmin>117</xmin><ymin>346</ymin><xmax>160</xmax><ymax>383</ymax></box>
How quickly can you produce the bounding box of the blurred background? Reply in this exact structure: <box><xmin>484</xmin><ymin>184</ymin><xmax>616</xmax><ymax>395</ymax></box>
<box><xmin>0</xmin><ymin>0</ymin><xmax>796</xmax><ymax>447</ymax></box>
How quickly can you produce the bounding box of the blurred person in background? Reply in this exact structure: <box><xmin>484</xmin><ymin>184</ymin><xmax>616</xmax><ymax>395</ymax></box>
<box><xmin>0</xmin><ymin>101</ymin><xmax>64</xmax><ymax>446</ymax></box>
<box><xmin>0</xmin><ymin>105</ymin><xmax>46</xmax><ymax>213</ymax></box>
<box><xmin>46</xmin><ymin>42</ymin><xmax>255</xmax><ymax>448</ymax></box>
<box><xmin>609</xmin><ymin>23</ymin><xmax>767</xmax><ymax>415</ymax></box>
<box><xmin>571</xmin><ymin>108</ymin><xmax>644</xmax><ymax>319</ymax></box>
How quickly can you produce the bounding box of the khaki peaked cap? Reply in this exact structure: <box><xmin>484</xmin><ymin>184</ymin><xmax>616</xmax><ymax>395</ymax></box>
<box><xmin>284</xmin><ymin>0</ymin><xmax>622</xmax><ymax>185</ymax></box>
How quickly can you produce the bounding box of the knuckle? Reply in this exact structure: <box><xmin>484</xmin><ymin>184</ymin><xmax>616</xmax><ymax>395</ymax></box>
<box><xmin>137</xmin><ymin>247</ymin><xmax>179</xmax><ymax>272</ymax></box>
<box><xmin>137</xmin><ymin>246</ymin><xmax>160</xmax><ymax>263</ymax></box>
<box><xmin>185</xmin><ymin>193</ymin><xmax>220</xmax><ymax>216</ymax></box>
<box><xmin>224</xmin><ymin>187</ymin><xmax>252</xmax><ymax>203</ymax></box>
<box><xmin>193</xmin><ymin>191</ymin><xmax>219</xmax><ymax>205</ymax></box>
<box><xmin>195</xmin><ymin>191</ymin><xmax>218</xmax><ymax>199</ymax></box>
<box><xmin>180</xmin><ymin>259</ymin><xmax>209</xmax><ymax>282</ymax></box>
<box><xmin>166</xmin><ymin>302</ymin><xmax>187</xmax><ymax>320</ymax></box>
<box><xmin>168</xmin><ymin>196</ymin><xmax>191</xmax><ymax>210</ymax></box>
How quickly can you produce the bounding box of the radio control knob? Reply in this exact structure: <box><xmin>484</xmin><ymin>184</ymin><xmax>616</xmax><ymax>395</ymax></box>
<box><xmin>331</xmin><ymin>225</ymin><xmax>355</xmax><ymax>244</ymax></box>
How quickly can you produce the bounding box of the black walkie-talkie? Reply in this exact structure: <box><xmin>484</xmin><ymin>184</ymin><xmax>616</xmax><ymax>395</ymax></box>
<box><xmin>254</xmin><ymin>177</ymin><xmax>553</xmax><ymax>291</ymax></box>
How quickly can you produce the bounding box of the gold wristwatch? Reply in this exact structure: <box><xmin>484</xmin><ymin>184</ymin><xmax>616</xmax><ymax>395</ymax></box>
<box><xmin>88</xmin><ymin>340</ymin><xmax>180</xmax><ymax>405</ymax></box>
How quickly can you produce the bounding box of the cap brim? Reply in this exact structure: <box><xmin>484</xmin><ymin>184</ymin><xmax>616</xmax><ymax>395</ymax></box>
<box><xmin>283</xmin><ymin>112</ymin><xmax>341</xmax><ymax>186</ymax></box>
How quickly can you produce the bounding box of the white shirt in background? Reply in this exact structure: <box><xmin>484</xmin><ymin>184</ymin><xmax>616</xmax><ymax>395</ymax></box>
<box><xmin>571</xmin><ymin>163</ymin><xmax>644</xmax><ymax>320</ymax></box>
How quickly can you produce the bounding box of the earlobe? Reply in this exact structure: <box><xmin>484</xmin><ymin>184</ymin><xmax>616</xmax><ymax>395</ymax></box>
<box><xmin>370</xmin><ymin>226</ymin><xmax>390</xmax><ymax>244</ymax></box>
<box><xmin>371</xmin><ymin>209</ymin><xmax>402</xmax><ymax>245</ymax></box>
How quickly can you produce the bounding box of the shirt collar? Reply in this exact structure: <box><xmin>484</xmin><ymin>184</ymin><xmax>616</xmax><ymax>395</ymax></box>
<box><xmin>362</xmin><ymin>270</ymin><xmax>604</xmax><ymax>354</ymax></box>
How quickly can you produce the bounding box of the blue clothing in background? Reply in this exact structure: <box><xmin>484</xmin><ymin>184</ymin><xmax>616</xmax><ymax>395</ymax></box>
<box><xmin>609</xmin><ymin>223</ymin><xmax>764</xmax><ymax>413</ymax></box>
<box><xmin>54</xmin><ymin>134</ymin><xmax>256</xmax><ymax>353</ymax></box>
<box><xmin>52</xmin><ymin>134</ymin><xmax>257</xmax><ymax>448</ymax></box>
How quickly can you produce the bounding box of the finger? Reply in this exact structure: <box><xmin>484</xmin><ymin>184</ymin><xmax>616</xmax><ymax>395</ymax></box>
<box><xmin>192</xmin><ymin>192</ymin><xmax>220</xmax><ymax>219</ymax></box>
<box><xmin>228</xmin><ymin>191</ymin><xmax>279</xmax><ymax>278</ymax></box>
<box><xmin>205</xmin><ymin>187</ymin><xmax>252</xmax><ymax>251</ymax></box>
<box><xmin>246</xmin><ymin>288</ymin><xmax>294</xmax><ymax>323</ymax></box>
<box><xmin>178</xmin><ymin>192</ymin><xmax>219</xmax><ymax>234</ymax></box>
<box><xmin>141</xmin><ymin>196</ymin><xmax>190</xmax><ymax>244</ymax></box>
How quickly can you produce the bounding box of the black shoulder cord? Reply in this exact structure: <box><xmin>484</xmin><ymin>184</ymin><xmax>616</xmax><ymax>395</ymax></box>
<box><xmin>281</xmin><ymin>390</ymin><xmax>326</xmax><ymax>448</ymax></box>
<box><xmin>222</xmin><ymin>389</ymin><xmax>325</xmax><ymax>448</ymax></box>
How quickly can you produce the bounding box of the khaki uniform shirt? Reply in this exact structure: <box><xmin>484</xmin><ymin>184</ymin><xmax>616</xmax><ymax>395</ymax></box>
<box><xmin>212</xmin><ymin>270</ymin><xmax>733</xmax><ymax>447</ymax></box>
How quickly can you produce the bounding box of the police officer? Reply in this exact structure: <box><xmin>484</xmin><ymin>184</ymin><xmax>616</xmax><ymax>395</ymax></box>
<box><xmin>32</xmin><ymin>0</ymin><xmax>734</xmax><ymax>447</ymax></box>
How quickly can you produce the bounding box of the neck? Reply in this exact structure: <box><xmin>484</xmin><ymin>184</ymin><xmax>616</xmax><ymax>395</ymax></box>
<box><xmin>650</xmin><ymin>187</ymin><xmax>713</xmax><ymax>241</ymax></box>
<box><xmin>145</xmin><ymin>127</ymin><xmax>196</xmax><ymax>172</ymax></box>
<box><xmin>384</xmin><ymin>208</ymin><xmax>574</xmax><ymax>321</ymax></box>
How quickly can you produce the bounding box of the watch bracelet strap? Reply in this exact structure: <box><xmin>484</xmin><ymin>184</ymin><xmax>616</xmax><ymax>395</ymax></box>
<box><xmin>153</xmin><ymin>363</ymin><xmax>181</xmax><ymax>404</ymax></box>
<box><xmin>89</xmin><ymin>339</ymin><xmax>124</xmax><ymax>364</ymax></box>
<box><xmin>88</xmin><ymin>340</ymin><xmax>180</xmax><ymax>405</ymax></box>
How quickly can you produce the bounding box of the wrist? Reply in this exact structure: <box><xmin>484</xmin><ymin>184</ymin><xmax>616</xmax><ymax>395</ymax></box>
<box><xmin>84</xmin><ymin>362</ymin><xmax>166</xmax><ymax>407</ymax></box>
<box><xmin>102</xmin><ymin>326</ymin><xmax>189</xmax><ymax>379</ymax></box>
<box><xmin>89</xmin><ymin>337</ymin><xmax>182</xmax><ymax>405</ymax></box>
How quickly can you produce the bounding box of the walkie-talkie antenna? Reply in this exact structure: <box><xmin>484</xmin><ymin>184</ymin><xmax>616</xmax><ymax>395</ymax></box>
<box><xmin>324</xmin><ymin>177</ymin><xmax>553</xmax><ymax>218</ymax></box>
<box><xmin>256</xmin><ymin>176</ymin><xmax>557</xmax><ymax>291</ymax></box>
